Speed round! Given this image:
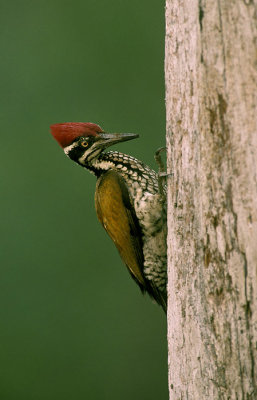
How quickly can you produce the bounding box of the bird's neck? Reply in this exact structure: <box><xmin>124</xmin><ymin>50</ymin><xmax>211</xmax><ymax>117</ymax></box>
<box><xmin>84</xmin><ymin>151</ymin><xmax>128</xmax><ymax>177</ymax></box>
<box><xmin>84</xmin><ymin>150</ymin><xmax>159</xmax><ymax>195</ymax></box>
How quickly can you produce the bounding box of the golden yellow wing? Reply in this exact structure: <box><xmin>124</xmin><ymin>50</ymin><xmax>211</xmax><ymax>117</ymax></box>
<box><xmin>95</xmin><ymin>169</ymin><xmax>167</xmax><ymax>313</ymax></box>
<box><xmin>95</xmin><ymin>169</ymin><xmax>146</xmax><ymax>288</ymax></box>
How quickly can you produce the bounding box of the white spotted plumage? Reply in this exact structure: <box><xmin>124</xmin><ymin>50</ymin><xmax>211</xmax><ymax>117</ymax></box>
<box><xmin>64</xmin><ymin>140</ymin><xmax>167</xmax><ymax>306</ymax></box>
<box><xmin>88</xmin><ymin>151</ymin><xmax>167</xmax><ymax>292</ymax></box>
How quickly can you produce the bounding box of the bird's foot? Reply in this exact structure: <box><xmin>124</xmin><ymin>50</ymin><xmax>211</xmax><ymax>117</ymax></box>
<box><xmin>155</xmin><ymin>147</ymin><xmax>166</xmax><ymax>174</ymax></box>
<box><xmin>154</xmin><ymin>147</ymin><xmax>170</xmax><ymax>200</ymax></box>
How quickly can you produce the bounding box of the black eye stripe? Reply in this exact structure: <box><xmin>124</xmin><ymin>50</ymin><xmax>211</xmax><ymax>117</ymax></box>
<box><xmin>66</xmin><ymin>137</ymin><xmax>100</xmax><ymax>164</ymax></box>
<box><xmin>68</xmin><ymin>144</ymin><xmax>86</xmax><ymax>162</ymax></box>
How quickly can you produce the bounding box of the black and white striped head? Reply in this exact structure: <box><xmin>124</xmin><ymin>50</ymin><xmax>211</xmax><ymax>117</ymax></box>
<box><xmin>50</xmin><ymin>122</ymin><xmax>138</xmax><ymax>167</ymax></box>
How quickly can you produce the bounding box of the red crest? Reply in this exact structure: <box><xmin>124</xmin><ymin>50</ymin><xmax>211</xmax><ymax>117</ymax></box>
<box><xmin>50</xmin><ymin>122</ymin><xmax>103</xmax><ymax>148</ymax></box>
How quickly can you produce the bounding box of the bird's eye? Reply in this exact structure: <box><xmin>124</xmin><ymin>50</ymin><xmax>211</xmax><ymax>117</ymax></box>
<box><xmin>81</xmin><ymin>141</ymin><xmax>88</xmax><ymax>148</ymax></box>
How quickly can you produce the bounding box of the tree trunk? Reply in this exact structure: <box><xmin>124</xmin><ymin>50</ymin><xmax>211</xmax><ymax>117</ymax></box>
<box><xmin>165</xmin><ymin>0</ymin><xmax>257</xmax><ymax>398</ymax></box>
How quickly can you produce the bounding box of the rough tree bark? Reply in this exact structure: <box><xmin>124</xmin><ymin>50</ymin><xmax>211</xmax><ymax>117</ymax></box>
<box><xmin>165</xmin><ymin>0</ymin><xmax>257</xmax><ymax>398</ymax></box>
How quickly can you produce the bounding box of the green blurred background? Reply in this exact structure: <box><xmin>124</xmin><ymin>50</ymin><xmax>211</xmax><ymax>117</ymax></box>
<box><xmin>0</xmin><ymin>1</ymin><xmax>167</xmax><ymax>399</ymax></box>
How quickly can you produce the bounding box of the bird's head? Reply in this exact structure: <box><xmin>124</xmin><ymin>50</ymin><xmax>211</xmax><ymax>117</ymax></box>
<box><xmin>50</xmin><ymin>122</ymin><xmax>139</xmax><ymax>166</ymax></box>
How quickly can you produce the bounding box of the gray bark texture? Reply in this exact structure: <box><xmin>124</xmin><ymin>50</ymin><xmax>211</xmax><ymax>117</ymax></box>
<box><xmin>165</xmin><ymin>0</ymin><xmax>257</xmax><ymax>398</ymax></box>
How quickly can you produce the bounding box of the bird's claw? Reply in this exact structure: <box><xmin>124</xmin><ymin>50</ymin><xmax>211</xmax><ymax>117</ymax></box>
<box><xmin>154</xmin><ymin>147</ymin><xmax>168</xmax><ymax>200</ymax></box>
<box><xmin>154</xmin><ymin>147</ymin><xmax>166</xmax><ymax>173</ymax></box>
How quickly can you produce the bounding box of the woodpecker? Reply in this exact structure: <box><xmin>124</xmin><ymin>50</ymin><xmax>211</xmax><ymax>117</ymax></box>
<box><xmin>50</xmin><ymin>122</ymin><xmax>167</xmax><ymax>312</ymax></box>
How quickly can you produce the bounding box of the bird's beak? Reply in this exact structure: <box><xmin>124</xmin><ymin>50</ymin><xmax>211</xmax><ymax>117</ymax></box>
<box><xmin>97</xmin><ymin>133</ymin><xmax>139</xmax><ymax>149</ymax></box>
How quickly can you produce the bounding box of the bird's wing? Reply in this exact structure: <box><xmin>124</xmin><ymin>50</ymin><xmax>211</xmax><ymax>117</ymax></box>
<box><xmin>95</xmin><ymin>169</ymin><xmax>146</xmax><ymax>288</ymax></box>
